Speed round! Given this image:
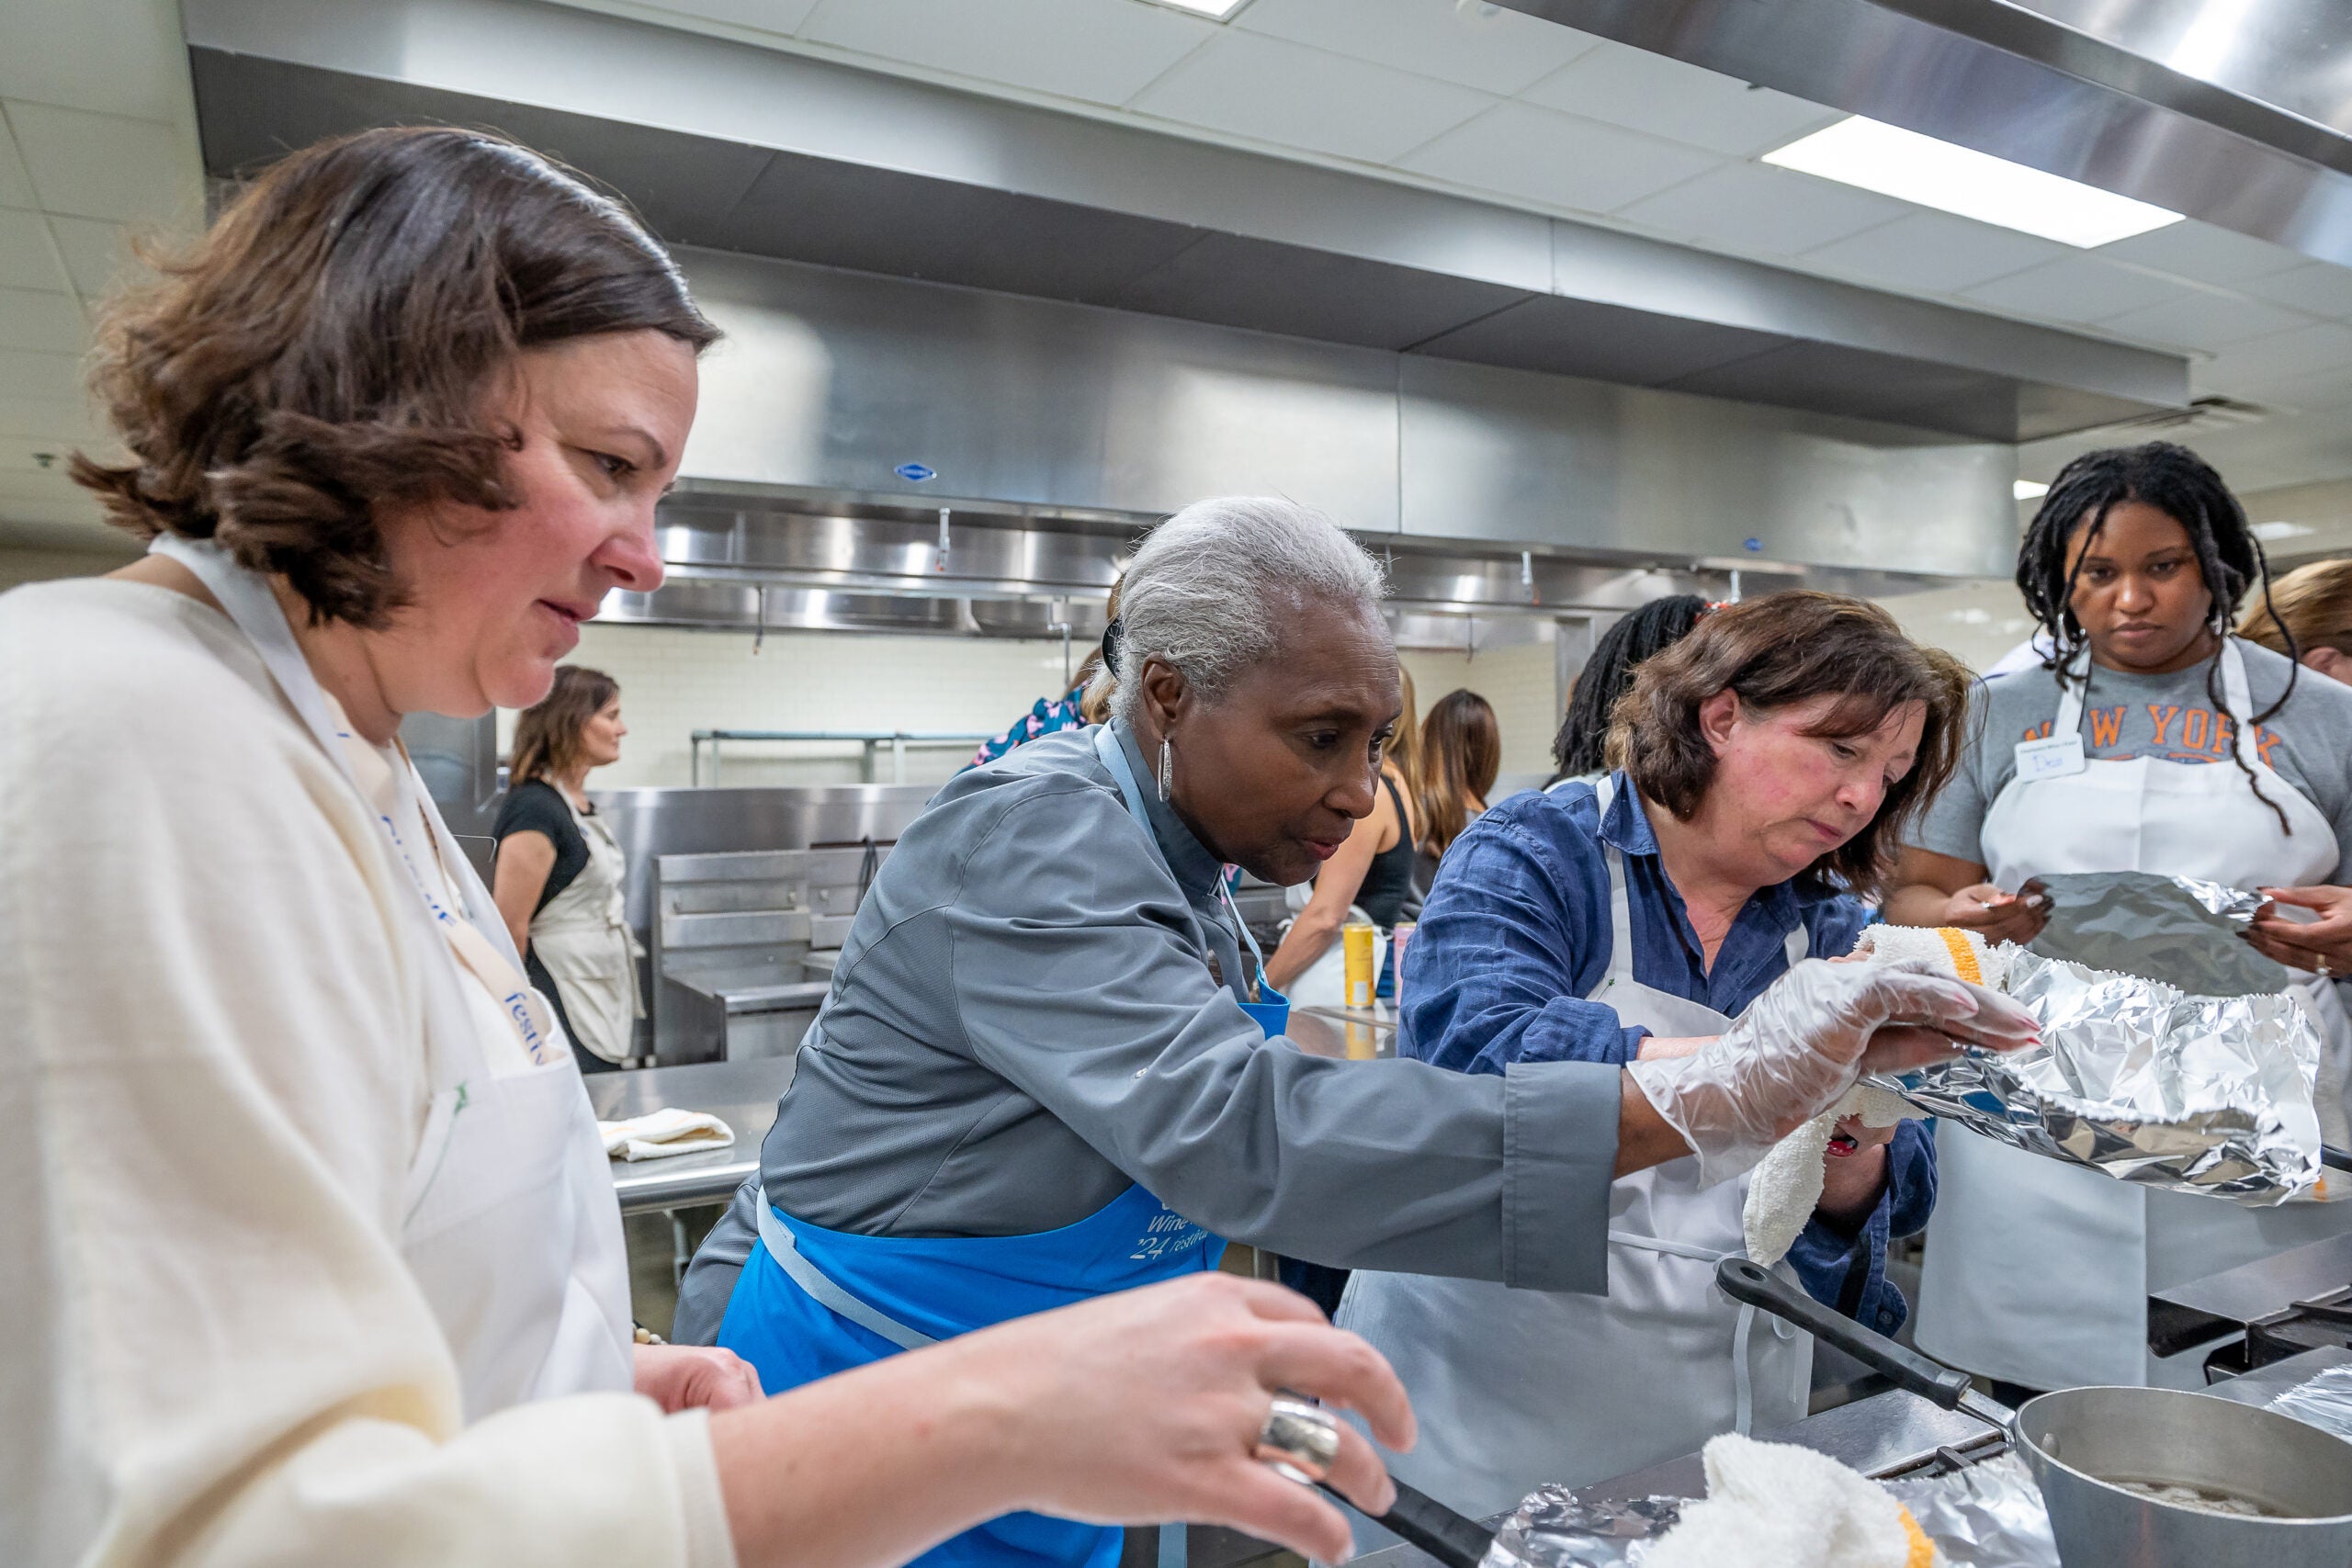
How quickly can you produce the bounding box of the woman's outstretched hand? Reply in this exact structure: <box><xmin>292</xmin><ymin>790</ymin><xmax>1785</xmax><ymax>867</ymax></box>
<box><xmin>709</xmin><ymin>1271</ymin><xmax>1416</xmax><ymax>1568</ymax></box>
<box><xmin>974</xmin><ymin>1273</ymin><xmax>1412</xmax><ymax>1562</ymax></box>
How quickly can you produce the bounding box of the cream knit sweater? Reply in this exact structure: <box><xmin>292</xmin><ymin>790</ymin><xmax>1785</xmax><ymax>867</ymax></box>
<box><xmin>0</xmin><ymin>579</ymin><xmax>730</xmax><ymax>1568</ymax></box>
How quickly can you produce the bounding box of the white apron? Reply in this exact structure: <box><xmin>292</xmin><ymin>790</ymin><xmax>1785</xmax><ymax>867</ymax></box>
<box><xmin>1336</xmin><ymin>781</ymin><xmax>1810</xmax><ymax>1530</ymax></box>
<box><xmin>530</xmin><ymin>795</ymin><xmax>645</xmax><ymax>1066</ymax></box>
<box><xmin>1915</xmin><ymin>638</ymin><xmax>2352</xmax><ymax>1392</ymax></box>
<box><xmin>153</xmin><ymin>536</ymin><xmax>635</xmax><ymax>1418</ymax></box>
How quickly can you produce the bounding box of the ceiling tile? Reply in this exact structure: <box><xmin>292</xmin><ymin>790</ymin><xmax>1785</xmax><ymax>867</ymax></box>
<box><xmin>1798</xmin><ymin>211</ymin><xmax>2066</xmax><ymax>295</ymax></box>
<box><xmin>1614</xmin><ymin>162</ymin><xmax>1906</xmax><ymax>255</ymax></box>
<box><xmin>44</xmin><ymin>215</ymin><xmax>136</xmax><ymax>298</ymax></box>
<box><xmin>1959</xmin><ymin>255</ymin><xmax>2191</xmax><ymax>326</ymax></box>
<box><xmin>1130</xmin><ymin>30</ymin><xmax>1494</xmax><ymax>164</ymax></box>
<box><xmin>0</xmin><ymin>0</ymin><xmax>187</xmax><ymax>122</ymax></box>
<box><xmin>2239</xmin><ymin>261</ymin><xmax>2352</xmax><ymax>321</ymax></box>
<box><xmin>0</xmin><ymin>393</ymin><xmax>101</xmax><ymax>442</ymax></box>
<box><xmin>1397</xmin><ymin>101</ymin><xmax>1720</xmax><ymax>217</ymax></box>
<box><xmin>2203</xmin><ymin>321</ymin><xmax>2352</xmax><ymax>392</ymax></box>
<box><xmin>0</xmin><ymin>286</ymin><xmax>84</xmax><ymax>353</ymax></box>
<box><xmin>0</xmin><ymin>209</ymin><xmax>67</xmax><ymax>293</ymax></box>
<box><xmin>2093</xmin><ymin>289</ymin><xmax>2312</xmax><ymax>354</ymax></box>
<box><xmin>1234</xmin><ymin>0</ymin><xmax>1601</xmax><ymax>96</ymax></box>
<box><xmin>0</xmin><ymin>349</ymin><xmax>83</xmax><ymax>403</ymax></box>
<box><xmin>1519</xmin><ymin>38</ymin><xmax>1840</xmax><ymax>156</ymax></box>
<box><xmin>799</xmin><ymin>0</ymin><xmax>1215</xmax><ymax>107</ymax></box>
<box><xmin>7</xmin><ymin>103</ymin><xmax>191</xmax><ymax>226</ymax></box>
<box><xmin>0</xmin><ymin>114</ymin><xmax>34</xmax><ymax>210</ymax></box>
<box><xmin>2092</xmin><ymin>220</ymin><xmax>2310</xmax><ymax>289</ymax></box>
<box><xmin>2235</xmin><ymin>362</ymin><xmax>2352</xmax><ymax>413</ymax></box>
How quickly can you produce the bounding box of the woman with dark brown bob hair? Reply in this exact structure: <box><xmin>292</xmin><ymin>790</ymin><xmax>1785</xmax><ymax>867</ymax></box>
<box><xmin>0</xmin><ymin>127</ymin><xmax>1414</xmax><ymax>1568</ymax></box>
<box><xmin>1336</xmin><ymin>591</ymin><xmax>1982</xmax><ymax>1528</ymax></box>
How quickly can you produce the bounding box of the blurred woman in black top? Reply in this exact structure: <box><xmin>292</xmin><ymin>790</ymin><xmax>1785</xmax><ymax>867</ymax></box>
<box><xmin>492</xmin><ymin>665</ymin><xmax>642</xmax><ymax>1073</ymax></box>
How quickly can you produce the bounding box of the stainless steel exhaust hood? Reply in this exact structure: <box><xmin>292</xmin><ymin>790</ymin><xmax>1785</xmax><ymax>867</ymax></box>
<box><xmin>1495</xmin><ymin>0</ymin><xmax>2352</xmax><ymax>267</ymax></box>
<box><xmin>182</xmin><ymin>0</ymin><xmax>2186</xmax><ymax>444</ymax></box>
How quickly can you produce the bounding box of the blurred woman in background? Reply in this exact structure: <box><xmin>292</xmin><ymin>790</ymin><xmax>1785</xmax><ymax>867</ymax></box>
<box><xmin>493</xmin><ymin>665</ymin><xmax>642</xmax><ymax>1074</ymax></box>
<box><xmin>1416</xmin><ymin>688</ymin><xmax>1498</xmax><ymax>886</ymax></box>
<box><xmin>1548</xmin><ymin>595</ymin><xmax>1712</xmax><ymax>789</ymax></box>
<box><xmin>2240</xmin><ymin>557</ymin><xmax>2352</xmax><ymax>685</ymax></box>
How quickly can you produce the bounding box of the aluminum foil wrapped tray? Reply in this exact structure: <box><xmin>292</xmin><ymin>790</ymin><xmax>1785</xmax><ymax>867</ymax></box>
<box><xmin>1874</xmin><ymin>946</ymin><xmax>2324</xmax><ymax>1205</ymax></box>
<box><xmin>1480</xmin><ymin>1458</ymin><xmax>2059</xmax><ymax>1568</ymax></box>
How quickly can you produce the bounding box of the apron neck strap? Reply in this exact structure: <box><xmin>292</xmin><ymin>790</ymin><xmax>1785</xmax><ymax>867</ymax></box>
<box><xmin>1594</xmin><ymin>774</ymin><xmax>1808</xmax><ymax>978</ymax></box>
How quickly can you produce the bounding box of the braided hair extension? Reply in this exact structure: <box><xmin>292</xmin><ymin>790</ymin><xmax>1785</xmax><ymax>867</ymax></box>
<box><xmin>2015</xmin><ymin>441</ymin><xmax>2299</xmax><ymax>830</ymax></box>
<box><xmin>1548</xmin><ymin>594</ymin><xmax>1712</xmax><ymax>783</ymax></box>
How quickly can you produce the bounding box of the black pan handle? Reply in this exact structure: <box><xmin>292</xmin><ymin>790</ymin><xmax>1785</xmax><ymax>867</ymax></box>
<box><xmin>2323</xmin><ymin>1145</ymin><xmax>2352</xmax><ymax>1174</ymax></box>
<box><xmin>1316</xmin><ymin>1475</ymin><xmax>1493</xmax><ymax>1568</ymax></box>
<box><xmin>1715</xmin><ymin>1258</ymin><xmax>1973</xmax><ymax>1412</ymax></box>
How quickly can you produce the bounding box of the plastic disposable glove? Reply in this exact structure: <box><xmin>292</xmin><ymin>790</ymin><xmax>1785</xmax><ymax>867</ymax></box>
<box><xmin>1626</xmin><ymin>957</ymin><xmax>2040</xmax><ymax>1186</ymax></box>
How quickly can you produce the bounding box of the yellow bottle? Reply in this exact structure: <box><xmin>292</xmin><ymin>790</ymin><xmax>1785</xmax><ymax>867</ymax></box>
<box><xmin>1342</xmin><ymin>921</ymin><xmax>1377</xmax><ymax>1009</ymax></box>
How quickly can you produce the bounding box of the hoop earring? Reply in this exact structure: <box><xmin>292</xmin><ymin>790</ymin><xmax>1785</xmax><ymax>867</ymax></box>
<box><xmin>1158</xmin><ymin>737</ymin><xmax>1174</xmax><ymax>803</ymax></box>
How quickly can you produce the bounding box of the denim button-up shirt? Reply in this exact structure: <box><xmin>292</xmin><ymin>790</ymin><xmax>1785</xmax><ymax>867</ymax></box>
<box><xmin>1401</xmin><ymin>773</ymin><xmax>1935</xmax><ymax>1334</ymax></box>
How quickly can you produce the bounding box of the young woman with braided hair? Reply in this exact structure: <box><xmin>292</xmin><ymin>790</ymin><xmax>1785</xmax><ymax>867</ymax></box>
<box><xmin>1889</xmin><ymin>439</ymin><xmax>2352</xmax><ymax>1400</ymax></box>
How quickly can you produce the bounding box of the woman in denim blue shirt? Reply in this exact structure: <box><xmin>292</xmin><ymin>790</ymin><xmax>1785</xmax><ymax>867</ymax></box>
<box><xmin>1337</xmin><ymin>592</ymin><xmax>1974</xmax><ymax>1525</ymax></box>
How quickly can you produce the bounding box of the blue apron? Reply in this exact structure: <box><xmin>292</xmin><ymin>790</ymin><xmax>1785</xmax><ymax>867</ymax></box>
<box><xmin>716</xmin><ymin>725</ymin><xmax>1286</xmax><ymax>1568</ymax></box>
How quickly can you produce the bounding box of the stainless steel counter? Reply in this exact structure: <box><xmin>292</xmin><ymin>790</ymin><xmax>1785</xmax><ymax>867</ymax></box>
<box><xmin>1288</xmin><ymin>1003</ymin><xmax>1398</xmax><ymax>1061</ymax></box>
<box><xmin>589</xmin><ymin>1057</ymin><xmax>792</xmax><ymax>1214</ymax></box>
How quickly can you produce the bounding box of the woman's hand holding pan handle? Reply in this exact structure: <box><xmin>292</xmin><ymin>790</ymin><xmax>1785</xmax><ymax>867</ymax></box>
<box><xmin>709</xmin><ymin>1273</ymin><xmax>1412</xmax><ymax>1568</ymax></box>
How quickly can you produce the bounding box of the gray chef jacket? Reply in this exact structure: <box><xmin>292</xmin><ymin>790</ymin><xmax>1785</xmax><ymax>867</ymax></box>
<box><xmin>672</xmin><ymin>719</ymin><xmax>1623</xmax><ymax>1342</ymax></box>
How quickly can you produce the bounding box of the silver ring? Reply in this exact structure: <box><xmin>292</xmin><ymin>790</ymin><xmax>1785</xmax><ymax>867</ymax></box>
<box><xmin>1254</xmin><ymin>1397</ymin><xmax>1342</xmax><ymax>1481</ymax></box>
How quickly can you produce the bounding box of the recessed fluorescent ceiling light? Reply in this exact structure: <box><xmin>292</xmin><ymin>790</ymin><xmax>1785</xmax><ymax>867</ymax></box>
<box><xmin>1146</xmin><ymin>0</ymin><xmax>1252</xmax><ymax>16</ymax></box>
<box><xmin>2253</xmin><ymin>520</ymin><xmax>2314</xmax><ymax>542</ymax></box>
<box><xmin>1764</xmin><ymin>116</ymin><xmax>2184</xmax><ymax>248</ymax></box>
<box><xmin>2014</xmin><ymin>479</ymin><xmax>2051</xmax><ymax>501</ymax></box>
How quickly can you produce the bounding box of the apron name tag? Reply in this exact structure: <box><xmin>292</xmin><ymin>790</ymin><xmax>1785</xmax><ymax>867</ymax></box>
<box><xmin>2015</xmin><ymin>733</ymin><xmax>2086</xmax><ymax>781</ymax></box>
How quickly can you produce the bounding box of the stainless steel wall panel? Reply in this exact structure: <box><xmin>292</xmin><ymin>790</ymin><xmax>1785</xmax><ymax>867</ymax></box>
<box><xmin>186</xmin><ymin>0</ymin><xmax>2188</xmax><ymax>437</ymax></box>
<box><xmin>679</xmin><ymin>248</ymin><xmax>1406</xmax><ymax>531</ymax></box>
<box><xmin>1396</xmin><ymin>356</ymin><xmax>2016</xmax><ymax>578</ymax></box>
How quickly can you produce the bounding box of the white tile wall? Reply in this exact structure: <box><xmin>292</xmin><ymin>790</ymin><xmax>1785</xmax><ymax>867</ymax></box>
<box><xmin>558</xmin><ymin>622</ymin><xmax>1094</xmax><ymax>788</ymax></box>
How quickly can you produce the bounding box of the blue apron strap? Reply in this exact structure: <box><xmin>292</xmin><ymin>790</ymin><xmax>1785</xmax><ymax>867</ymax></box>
<box><xmin>1092</xmin><ymin>724</ymin><xmax>1159</xmax><ymax>844</ymax></box>
<box><xmin>754</xmin><ymin>1188</ymin><xmax>938</xmax><ymax>1352</ymax></box>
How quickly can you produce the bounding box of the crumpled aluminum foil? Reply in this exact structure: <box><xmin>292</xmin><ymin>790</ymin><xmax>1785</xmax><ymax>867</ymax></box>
<box><xmin>2268</xmin><ymin>1363</ymin><xmax>2352</xmax><ymax>1443</ymax></box>
<box><xmin>1478</xmin><ymin>1487</ymin><xmax>1679</xmax><ymax>1568</ymax></box>
<box><xmin>1875</xmin><ymin>949</ymin><xmax>2324</xmax><ymax>1206</ymax></box>
<box><xmin>1478</xmin><ymin>1458</ymin><xmax>2061</xmax><ymax>1568</ymax></box>
<box><xmin>2026</xmin><ymin>870</ymin><xmax>2290</xmax><ymax>998</ymax></box>
<box><xmin>1883</xmin><ymin>1455</ymin><xmax>2060</xmax><ymax>1568</ymax></box>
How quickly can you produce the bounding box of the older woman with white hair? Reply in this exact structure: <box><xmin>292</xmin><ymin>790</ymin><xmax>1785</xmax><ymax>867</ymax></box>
<box><xmin>675</xmin><ymin>497</ymin><xmax>2038</xmax><ymax>1568</ymax></box>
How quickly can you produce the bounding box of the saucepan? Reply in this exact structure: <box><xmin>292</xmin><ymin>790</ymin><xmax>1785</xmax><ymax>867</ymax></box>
<box><xmin>1717</xmin><ymin>1258</ymin><xmax>2352</xmax><ymax>1568</ymax></box>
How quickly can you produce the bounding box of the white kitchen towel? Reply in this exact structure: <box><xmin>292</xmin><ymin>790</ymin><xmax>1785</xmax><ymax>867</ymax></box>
<box><xmin>1644</xmin><ymin>1433</ymin><xmax>1934</xmax><ymax>1568</ymax></box>
<box><xmin>1743</xmin><ymin>1082</ymin><xmax>1917</xmax><ymax>1266</ymax></box>
<box><xmin>598</xmin><ymin>1108</ymin><xmax>735</xmax><ymax>1162</ymax></box>
<box><xmin>1741</xmin><ymin>925</ymin><xmax>2012</xmax><ymax>1265</ymax></box>
<box><xmin>1849</xmin><ymin>923</ymin><xmax>2013</xmax><ymax>991</ymax></box>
